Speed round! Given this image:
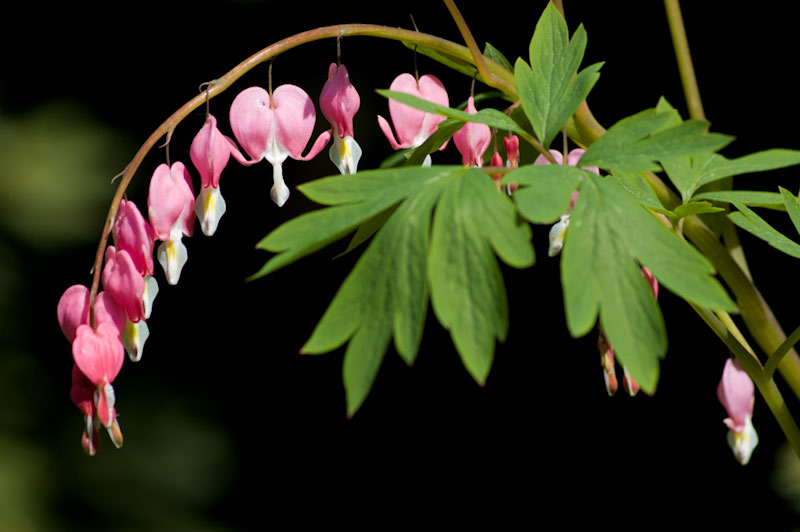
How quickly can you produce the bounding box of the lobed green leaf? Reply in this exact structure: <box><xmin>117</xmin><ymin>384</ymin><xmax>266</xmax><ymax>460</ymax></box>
<box><xmin>694</xmin><ymin>190</ymin><xmax>786</xmax><ymax>211</ymax></box>
<box><xmin>515</xmin><ymin>3</ymin><xmax>601</xmax><ymax>148</ymax></box>
<box><xmin>729</xmin><ymin>201</ymin><xmax>800</xmax><ymax>259</ymax></box>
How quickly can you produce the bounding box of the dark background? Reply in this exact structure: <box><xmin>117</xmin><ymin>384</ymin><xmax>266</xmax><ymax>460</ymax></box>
<box><xmin>2</xmin><ymin>1</ymin><xmax>800</xmax><ymax>529</ymax></box>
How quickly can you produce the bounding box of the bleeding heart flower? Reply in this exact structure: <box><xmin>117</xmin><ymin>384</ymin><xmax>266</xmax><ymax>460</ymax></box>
<box><xmin>717</xmin><ymin>358</ymin><xmax>758</xmax><ymax>465</ymax></box>
<box><xmin>453</xmin><ymin>97</ymin><xmax>491</xmax><ymax>167</ymax></box>
<box><xmin>230</xmin><ymin>84</ymin><xmax>331</xmax><ymax>207</ymax></box>
<box><xmin>148</xmin><ymin>162</ymin><xmax>195</xmax><ymax>285</ymax></box>
<box><xmin>377</xmin><ymin>73</ymin><xmax>449</xmax><ymax>166</ymax></box>
<box><xmin>72</xmin><ymin>323</ymin><xmax>124</xmax><ymax>430</ymax></box>
<box><xmin>190</xmin><ymin>114</ymin><xmax>247</xmax><ymax>236</ymax></box>
<box><xmin>320</xmin><ymin>63</ymin><xmax>362</xmax><ymax>175</ymax></box>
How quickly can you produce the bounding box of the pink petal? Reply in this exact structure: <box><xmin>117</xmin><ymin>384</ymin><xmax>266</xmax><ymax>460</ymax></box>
<box><xmin>94</xmin><ymin>291</ymin><xmax>127</xmax><ymax>335</ymax></box>
<box><xmin>535</xmin><ymin>149</ymin><xmax>564</xmax><ymax>165</ymax></box>
<box><xmin>717</xmin><ymin>358</ymin><xmax>755</xmax><ymax>432</ymax></box>
<box><xmin>72</xmin><ymin>323</ymin><xmax>124</xmax><ymax>387</ymax></box>
<box><xmin>377</xmin><ymin>114</ymin><xmax>405</xmax><ymax>150</ymax></box>
<box><xmin>293</xmin><ymin>130</ymin><xmax>333</xmax><ymax>162</ymax></box>
<box><xmin>113</xmin><ymin>199</ymin><xmax>155</xmax><ymax>276</ymax></box>
<box><xmin>320</xmin><ymin>63</ymin><xmax>360</xmax><ymax>138</ymax></box>
<box><xmin>230</xmin><ymin>86</ymin><xmax>274</xmax><ymax>161</ymax></box>
<box><xmin>503</xmin><ymin>135</ymin><xmax>520</xmax><ymax>167</ymax></box>
<box><xmin>148</xmin><ymin>162</ymin><xmax>195</xmax><ymax>240</ymax></box>
<box><xmin>70</xmin><ymin>364</ymin><xmax>94</xmax><ymax>417</ymax></box>
<box><xmin>386</xmin><ymin>73</ymin><xmax>427</xmax><ymax>148</ymax></box>
<box><xmin>102</xmin><ymin>246</ymin><xmax>146</xmax><ymax>323</ymax></box>
<box><xmin>417</xmin><ymin>74</ymin><xmax>449</xmax><ymax>142</ymax></box>
<box><xmin>58</xmin><ymin>284</ymin><xmax>90</xmax><ymax>343</ymax></box>
<box><xmin>273</xmin><ymin>84</ymin><xmax>319</xmax><ymax>160</ymax></box>
<box><xmin>190</xmin><ymin>114</ymin><xmax>241</xmax><ymax>189</ymax></box>
<box><xmin>453</xmin><ymin>97</ymin><xmax>491</xmax><ymax>167</ymax></box>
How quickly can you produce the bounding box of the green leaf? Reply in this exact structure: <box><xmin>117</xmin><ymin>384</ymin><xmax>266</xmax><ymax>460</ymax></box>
<box><xmin>253</xmin><ymin>166</ymin><xmax>459</xmax><ymax>278</ymax></box>
<box><xmin>377</xmin><ymin>89</ymin><xmax>525</xmax><ymax>134</ymax></box>
<box><xmin>664</xmin><ymin>150</ymin><xmax>800</xmax><ymax>201</ymax></box>
<box><xmin>729</xmin><ymin>201</ymin><xmax>800</xmax><ymax>259</ymax></box>
<box><xmin>483</xmin><ymin>42</ymin><xmax>513</xmax><ymax>72</ymax></box>
<box><xmin>693</xmin><ymin>190</ymin><xmax>786</xmax><ymax>211</ymax></box>
<box><xmin>606</xmin><ymin>170</ymin><xmax>664</xmax><ymax>210</ymax></box>
<box><xmin>257</xmin><ymin>166</ymin><xmax>534</xmax><ymax>416</ymax></box>
<box><xmin>561</xmin><ymin>175</ymin><xmax>736</xmax><ymax>392</ymax></box>
<box><xmin>515</xmin><ymin>3</ymin><xmax>601</xmax><ymax>148</ymax></box>
<box><xmin>501</xmin><ymin>164</ymin><xmax>584</xmax><ymax>223</ymax></box>
<box><xmin>429</xmin><ymin>169</ymin><xmax>533</xmax><ymax>384</ymax></box>
<box><xmin>672</xmin><ymin>201</ymin><xmax>725</xmax><ymax>219</ymax></box>
<box><xmin>579</xmin><ymin>109</ymin><xmax>733</xmax><ymax>173</ymax></box>
<box><xmin>303</xmin><ymin>186</ymin><xmax>442</xmax><ymax>416</ymax></box>
<box><xmin>780</xmin><ymin>187</ymin><xmax>800</xmax><ymax>235</ymax></box>
<box><xmin>334</xmin><ymin>206</ymin><xmax>396</xmax><ymax>259</ymax></box>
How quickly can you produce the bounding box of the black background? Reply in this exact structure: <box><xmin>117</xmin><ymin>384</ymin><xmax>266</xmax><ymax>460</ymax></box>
<box><xmin>3</xmin><ymin>1</ymin><xmax>800</xmax><ymax>529</ymax></box>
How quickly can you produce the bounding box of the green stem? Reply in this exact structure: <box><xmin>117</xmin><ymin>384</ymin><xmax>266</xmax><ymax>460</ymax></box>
<box><xmin>663</xmin><ymin>0</ymin><xmax>705</xmax><ymax>121</ymax></box>
<box><xmin>765</xmin><ymin>323</ymin><xmax>800</xmax><ymax>380</ymax></box>
<box><xmin>87</xmin><ymin>23</ymin><xmax>517</xmax><ymax>310</ymax></box>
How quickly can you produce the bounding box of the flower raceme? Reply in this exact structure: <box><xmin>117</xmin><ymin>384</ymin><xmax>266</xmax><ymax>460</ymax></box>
<box><xmin>320</xmin><ymin>63</ymin><xmax>362</xmax><ymax>175</ymax></box>
<box><xmin>190</xmin><ymin>114</ymin><xmax>247</xmax><ymax>236</ymax></box>
<box><xmin>148</xmin><ymin>162</ymin><xmax>195</xmax><ymax>285</ymax></box>
<box><xmin>718</xmin><ymin>358</ymin><xmax>759</xmax><ymax>465</ymax></box>
<box><xmin>230</xmin><ymin>84</ymin><xmax>331</xmax><ymax>207</ymax></box>
<box><xmin>377</xmin><ymin>73</ymin><xmax>449</xmax><ymax>166</ymax></box>
<box><xmin>453</xmin><ymin>96</ymin><xmax>490</xmax><ymax>167</ymax></box>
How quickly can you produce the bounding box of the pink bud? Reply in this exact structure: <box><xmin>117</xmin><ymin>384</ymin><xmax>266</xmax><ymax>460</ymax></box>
<box><xmin>58</xmin><ymin>285</ymin><xmax>90</xmax><ymax>343</ymax></box>
<box><xmin>453</xmin><ymin>97</ymin><xmax>491</xmax><ymax>167</ymax></box>
<box><xmin>717</xmin><ymin>358</ymin><xmax>754</xmax><ymax>434</ymax></box>
<box><xmin>102</xmin><ymin>246</ymin><xmax>146</xmax><ymax>322</ymax></box>
<box><xmin>490</xmin><ymin>150</ymin><xmax>504</xmax><ymax>186</ymax></box>
<box><xmin>377</xmin><ymin>73</ymin><xmax>449</xmax><ymax>151</ymax></box>
<box><xmin>642</xmin><ymin>267</ymin><xmax>659</xmax><ymax>299</ymax></box>
<box><xmin>113</xmin><ymin>199</ymin><xmax>155</xmax><ymax>276</ymax></box>
<box><xmin>503</xmin><ymin>135</ymin><xmax>520</xmax><ymax>168</ymax></box>
<box><xmin>320</xmin><ymin>63</ymin><xmax>360</xmax><ymax>139</ymax></box>
<box><xmin>535</xmin><ymin>148</ymin><xmax>600</xmax><ymax>175</ymax></box>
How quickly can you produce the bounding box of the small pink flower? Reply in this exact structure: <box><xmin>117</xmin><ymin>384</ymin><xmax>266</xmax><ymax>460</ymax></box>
<box><xmin>598</xmin><ymin>335</ymin><xmax>618</xmax><ymax>396</ymax></box>
<box><xmin>453</xmin><ymin>97</ymin><xmax>491</xmax><ymax>167</ymax></box>
<box><xmin>230</xmin><ymin>85</ymin><xmax>331</xmax><ymax>207</ymax></box>
<box><xmin>717</xmin><ymin>358</ymin><xmax>758</xmax><ymax>464</ymax></box>
<box><xmin>72</xmin><ymin>323</ymin><xmax>124</xmax><ymax>431</ymax></box>
<box><xmin>377</xmin><ymin>73</ymin><xmax>449</xmax><ymax>166</ymax></box>
<box><xmin>148</xmin><ymin>162</ymin><xmax>195</xmax><ymax>285</ymax></box>
<box><xmin>320</xmin><ymin>63</ymin><xmax>362</xmax><ymax>175</ymax></box>
<box><xmin>113</xmin><ymin>199</ymin><xmax>155</xmax><ymax>277</ymax></box>
<box><xmin>190</xmin><ymin>114</ymin><xmax>247</xmax><ymax>236</ymax></box>
<box><xmin>489</xmin><ymin>150</ymin><xmax>504</xmax><ymax>190</ymax></box>
<box><xmin>503</xmin><ymin>134</ymin><xmax>520</xmax><ymax>169</ymax></box>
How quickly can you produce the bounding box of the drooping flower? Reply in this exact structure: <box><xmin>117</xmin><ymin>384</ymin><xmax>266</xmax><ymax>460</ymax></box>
<box><xmin>190</xmin><ymin>114</ymin><xmax>247</xmax><ymax>236</ymax></box>
<box><xmin>148</xmin><ymin>162</ymin><xmax>195</xmax><ymax>284</ymax></box>
<box><xmin>503</xmin><ymin>134</ymin><xmax>520</xmax><ymax>195</ymax></box>
<box><xmin>230</xmin><ymin>85</ymin><xmax>331</xmax><ymax>207</ymax></box>
<box><xmin>535</xmin><ymin>148</ymin><xmax>599</xmax><ymax>256</ymax></box>
<box><xmin>72</xmin><ymin>323</ymin><xmax>124</xmax><ymax>434</ymax></box>
<box><xmin>102</xmin><ymin>246</ymin><xmax>150</xmax><ymax>361</ymax></box>
<box><xmin>489</xmin><ymin>150</ymin><xmax>504</xmax><ymax>191</ymax></box>
<box><xmin>377</xmin><ymin>73</ymin><xmax>449</xmax><ymax>166</ymax></box>
<box><xmin>58</xmin><ymin>284</ymin><xmax>91</xmax><ymax>343</ymax></box>
<box><xmin>453</xmin><ymin>97</ymin><xmax>491</xmax><ymax>167</ymax></box>
<box><xmin>717</xmin><ymin>358</ymin><xmax>758</xmax><ymax>465</ymax></box>
<box><xmin>113</xmin><ymin>200</ymin><xmax>158</xmax><ymax>317</ymax></box>
<box><xmin>320</xmin><ymin>63</ymin><xmax>361</xmax><ymax>175</ymax></box>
